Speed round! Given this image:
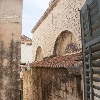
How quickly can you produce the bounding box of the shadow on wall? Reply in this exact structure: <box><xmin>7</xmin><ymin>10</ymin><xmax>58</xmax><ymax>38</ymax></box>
<box><xmin>53</xmin><ymin>30</ymin><xmax>80</xmax><ymax>56</ymax></box>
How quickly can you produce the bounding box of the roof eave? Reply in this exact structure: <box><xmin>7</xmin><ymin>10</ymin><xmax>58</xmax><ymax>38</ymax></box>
<box><xmin>31</xmin><ymin>0</ymin><xmax>60</xmax><ymax>33</ymax></box>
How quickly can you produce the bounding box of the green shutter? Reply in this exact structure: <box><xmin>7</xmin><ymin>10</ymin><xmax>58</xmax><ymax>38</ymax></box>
<box><xmin>81</xmin><ymin>0</ymin><xmax>100</xmax><ymax>100</ymax></box>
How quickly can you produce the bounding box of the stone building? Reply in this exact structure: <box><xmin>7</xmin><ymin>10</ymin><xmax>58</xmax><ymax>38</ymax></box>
<box><xmin>31</xmin><ymin>0</ymin><xmax>86</xmax><ymax>61</ymax></box>
<box><xmin>0</xmin><ymin>0</ymin><xmax>23</xmax><ymax>100</ymax></box>
<box><xmin>23</xmin><ymin>0</ymin><xmax>87</xmax><ymax>100</ymax></box>
<box><xmin>21</xmin><ymin>35</ymin><xmax>32</xmax><ymax>63</ymax></box>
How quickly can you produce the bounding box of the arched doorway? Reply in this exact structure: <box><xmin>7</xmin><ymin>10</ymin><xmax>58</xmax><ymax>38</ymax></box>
<box><xmin>53</xmin><ymin>30</ymin><xmax>79</xmax><ymax>56</ymax></box>
<box><xmin>35</xmin><ymin>46</ymin><xmax>43</xmax><ymax>61</ymax></box>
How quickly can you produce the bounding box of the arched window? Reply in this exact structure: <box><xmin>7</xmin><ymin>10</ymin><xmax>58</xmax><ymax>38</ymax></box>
<box><xmin>53</xmin><ymin>30</ymin><xmax>79</xmax><ymax>56</ymax></box>
<box><xmin>35</xmin><ymin>46</ymin><xmax>43</xmax><ymax>61</ymax></box>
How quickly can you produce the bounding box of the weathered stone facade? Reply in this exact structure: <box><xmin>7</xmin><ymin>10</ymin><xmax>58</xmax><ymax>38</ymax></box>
<box><xmin>23</xmin><ymin>52</ymin><xmax>83</xmax><ymax>100</ymax></box>
<box><xmin>0</xmin><ymin>0</ymin><xmax>23</xmax><ymax>99</ymax></box>
<box><xmin>32</xmin><ymin>0</ymin><xmax>86</xmax><ymax>61</ymax></box>
<box><xmin>23</xmin><ymin>67</ymin><xmax>83</xmax><ymax>100</ymax></box>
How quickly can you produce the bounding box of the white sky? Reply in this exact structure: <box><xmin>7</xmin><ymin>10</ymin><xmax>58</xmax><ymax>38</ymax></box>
<box><xmin>22</xmin><ymin>0</ymin><xmax>51</xmax><ymax>38</ymax></box>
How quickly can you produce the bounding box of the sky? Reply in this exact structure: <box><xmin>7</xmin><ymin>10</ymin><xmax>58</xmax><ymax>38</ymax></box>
<box><xmin>22</xmin><ymin>0</ymin><xmax>51</xmax><ymax>38</ymax></box>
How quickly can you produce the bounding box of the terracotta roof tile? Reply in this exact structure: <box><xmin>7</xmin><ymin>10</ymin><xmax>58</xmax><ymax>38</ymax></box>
<box><xmin>31</xmin><ymin>52</ymin><xmax>82</xmax><ymax>68</ymax></box>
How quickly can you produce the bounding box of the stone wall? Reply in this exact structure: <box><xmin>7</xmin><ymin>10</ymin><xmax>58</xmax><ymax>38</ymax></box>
<box><xmin>0</xmin><ymin>0</ymin><xmax>22</xmax><ymax>99</ymax></box>
<box><xmin>23</xmin><ymin>52</ymin><xmax>83</xmax><ymax>100</ymax></box>
<box><xmin>23</xmin><ymin>67</ymin><xmax>83</xmax><ymax>100</ymax></box>
<box><xmin>32</xmin><ymin>0</ymin><xmax>86</xmax><ymax>61</ymax></box>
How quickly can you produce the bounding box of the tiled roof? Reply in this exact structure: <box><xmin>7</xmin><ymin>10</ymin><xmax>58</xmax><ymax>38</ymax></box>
<box><xmin>31</xmin><ymin>52</ymin><xmax>82</xmax><ymax>68</ymax></box>
<box><xmin>21</xmin><ymin>35</ymin><xmax>32</xmax><ymax>45</ymax></box>
<box><xmin>21</xmin><ymin>35</ymin><xmax>32</xmax><ymax>41</ymax></box>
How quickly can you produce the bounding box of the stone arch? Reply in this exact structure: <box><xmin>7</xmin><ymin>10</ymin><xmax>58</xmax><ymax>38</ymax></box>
<box><xmin>53</xmin><ymin>30</ymin><xmax>79</xmax><ymax>56</ymax></box>
<box><xmin>35</xmin><ymin>46</ymin><xmax>43</xmax><ymax>61</ymax></box>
